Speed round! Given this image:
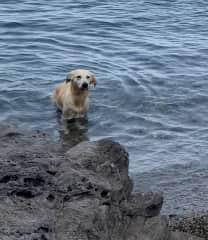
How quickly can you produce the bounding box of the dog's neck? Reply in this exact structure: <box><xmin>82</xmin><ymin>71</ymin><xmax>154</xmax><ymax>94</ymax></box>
<box><xmin>70</xmin><ymin>82</ymin><xmax>89</xmax><ymax>108</ymax></box>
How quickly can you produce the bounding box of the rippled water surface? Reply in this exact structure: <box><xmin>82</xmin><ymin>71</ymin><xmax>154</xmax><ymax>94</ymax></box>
<box><xmin>1</xmin><ymin>0</ymin><xmax>208</xmax><ymax>214</ymax></box>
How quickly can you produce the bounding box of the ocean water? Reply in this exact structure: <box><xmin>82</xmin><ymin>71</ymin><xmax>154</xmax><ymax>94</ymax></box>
<box><xmin>0</xmin><ymin>0</ymin><xmax>208</xmax><ymax>214</ymax></box>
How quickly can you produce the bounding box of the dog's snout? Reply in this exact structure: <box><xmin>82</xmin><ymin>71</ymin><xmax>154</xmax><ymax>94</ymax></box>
<box><xmin>82</xmin><ymin>82</ymin><xmax>88</xmax><ymax>89</ymax></box>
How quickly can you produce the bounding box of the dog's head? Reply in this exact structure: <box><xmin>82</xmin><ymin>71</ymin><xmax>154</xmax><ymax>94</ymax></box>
<box><xmin>65</xmin><ymin>69</ymin><xmax>96</xmax><ymax>91</ymax></box>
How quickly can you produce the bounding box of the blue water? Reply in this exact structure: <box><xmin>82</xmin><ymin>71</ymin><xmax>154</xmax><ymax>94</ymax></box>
<box><xmin>1</xmin><ymin>0</ymin><xmax>208</xmax><ymax>213</ymax></box>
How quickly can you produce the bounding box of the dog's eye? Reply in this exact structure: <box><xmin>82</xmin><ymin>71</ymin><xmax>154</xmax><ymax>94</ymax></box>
<box><xmin>76</xmin><ymin>75</ymin><xmax>82</xmax><ymax>80</ymax></box>
<box><xmin>86</xmin><ymin>75</ymin><xmax>90</xmax><ymax>79</ymax></box>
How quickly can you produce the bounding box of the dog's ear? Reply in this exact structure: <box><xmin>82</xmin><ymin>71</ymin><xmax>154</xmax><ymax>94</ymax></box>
<box><xmin>90</xmin><ymin>75</ymin><xmax>97</xmax><ymax>87</ymax></box>
<box><xmin>65</xmin><ymin>71</ymin><xmax>74</xmax><ymax>84</ymax></box>
<box><xmin>65</xmin><ymin>78</ymin><xmax>71</xmax><ymax>83</ymax></box>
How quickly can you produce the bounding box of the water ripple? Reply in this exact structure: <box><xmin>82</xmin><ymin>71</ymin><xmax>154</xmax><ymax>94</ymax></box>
<box><xmin>0</xmin><ymin>0</ymin><xmax>208</xmax><ymax>213</ymax></box>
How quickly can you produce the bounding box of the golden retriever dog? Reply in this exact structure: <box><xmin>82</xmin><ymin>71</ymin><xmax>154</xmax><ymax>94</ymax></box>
<box><xmin>52</xmin><ymin>69</ymin><xmax>96</xmax><ymax>119</ymax></box>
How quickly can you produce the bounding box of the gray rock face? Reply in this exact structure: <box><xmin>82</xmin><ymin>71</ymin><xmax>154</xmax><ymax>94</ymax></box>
<box><xmin>0</xmin><ymin>124</ymin><xmax>203</xmax><ymax>240</ymax></box>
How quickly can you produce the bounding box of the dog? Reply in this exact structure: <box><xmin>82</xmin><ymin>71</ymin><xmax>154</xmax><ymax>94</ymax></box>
<box><xmin>52</xmin><ymin>69</ymin><xmax>96</xmax><ymax>119</ymax></box>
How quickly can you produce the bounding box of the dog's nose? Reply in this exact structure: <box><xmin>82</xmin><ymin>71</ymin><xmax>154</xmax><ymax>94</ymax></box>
<box><xmin>82</xmin><ymin>82</ymin><xmax>88</xmax><ymax>89</ymax></box>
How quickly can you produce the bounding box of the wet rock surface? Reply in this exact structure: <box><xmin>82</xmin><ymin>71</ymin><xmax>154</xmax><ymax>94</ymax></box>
<box><xmin>0</xmin><ymin>124</ymin><xmax>204</xmax><ymax>239</ymax></box>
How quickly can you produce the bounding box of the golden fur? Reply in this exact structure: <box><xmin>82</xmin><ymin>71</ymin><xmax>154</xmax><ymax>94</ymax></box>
<box><xmin>52</xmin><ymin>69</ymin><xmax>96</xmax><ymax>119</ymax></box>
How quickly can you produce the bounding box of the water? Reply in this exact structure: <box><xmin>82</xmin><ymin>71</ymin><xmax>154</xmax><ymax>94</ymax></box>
<box><xmin>0</xmin><ymin>0</ymin><xmax>208</xmax><ymax>214</ymax></box>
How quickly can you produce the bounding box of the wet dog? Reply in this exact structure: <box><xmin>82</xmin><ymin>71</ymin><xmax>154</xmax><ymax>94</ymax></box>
<box><xmin>52</xmin><ymin>69</ymin><xmax>96</xmax><ymax>119</ymax></box>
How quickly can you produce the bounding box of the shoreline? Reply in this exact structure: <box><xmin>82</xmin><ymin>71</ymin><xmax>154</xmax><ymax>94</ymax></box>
<box><xmin>0</xmin><ymin>123</ymin><xmax>205</xmax><ymax>239</ymax></box>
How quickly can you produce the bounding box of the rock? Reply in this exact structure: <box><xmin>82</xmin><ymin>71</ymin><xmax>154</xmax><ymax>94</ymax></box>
<box><xmin>170</xmin><ymin>231</ymin><xmax>203</xmax><ymax>240</ymax></box>
<box><xmin>121</xmin><ymin>192</ymin><xmax>163</xmax><ymax>217</ymax></box>
<box><xmin>61</xmin><ymin>140</ymin><xmax>133</xmax><ymax>203</ymax></box>
<box><xmin>0</xmin><ymin>124</ymin><xmax>204</xmax><ymax>240</ymax></box>
<box><xmin>169</xmin><ymin>214</ymin><xmax>208</xmax><ymax>239</ymax></box>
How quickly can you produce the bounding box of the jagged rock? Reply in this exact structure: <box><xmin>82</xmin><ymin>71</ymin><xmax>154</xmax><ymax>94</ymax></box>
<box><xmin>0</xmin><ymin>124</ymin><xmax>204</xmax><ymax>240</ymax></box>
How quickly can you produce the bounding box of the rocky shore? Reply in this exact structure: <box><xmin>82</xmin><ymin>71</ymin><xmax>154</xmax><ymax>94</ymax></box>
<box><xmin>0</xmin><ymin>124</ymin><xmax>205</xmax><ymax>239</ymax></box>
<box><xmin>168</xmin><ymin>214</ymin><xmax>208</xmax><ymax>240</ymax></box>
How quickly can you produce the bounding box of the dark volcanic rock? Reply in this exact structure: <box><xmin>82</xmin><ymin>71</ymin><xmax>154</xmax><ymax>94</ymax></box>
<box><xmin>0</xmin><ymin>124</ymin><xmax>203</xmax><ymax>240</ymax></box>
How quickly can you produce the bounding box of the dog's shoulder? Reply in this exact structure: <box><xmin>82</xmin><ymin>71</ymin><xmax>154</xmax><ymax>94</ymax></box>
<box><xmin>52</xmin><ymin>81</ymin><xmax>70</xmax><ymax>109</ymax></box>
<box><xmin>53</xmin><ymin>82</ymin><xmax>68</xmax><ymax>95</ymax></box>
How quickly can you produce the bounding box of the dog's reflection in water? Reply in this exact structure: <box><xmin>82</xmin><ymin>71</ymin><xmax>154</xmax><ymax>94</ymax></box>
<box><xmin>57</xmin><ymin>111</ymin><xmax>89</xmax><ymax>151</ymax></box>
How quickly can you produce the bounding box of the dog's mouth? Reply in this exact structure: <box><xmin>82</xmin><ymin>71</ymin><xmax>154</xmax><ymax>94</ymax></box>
<box><xmin>81</xmin><ymin>87</ymin><xmax>88</xmax><ymax>91</ymax></box>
